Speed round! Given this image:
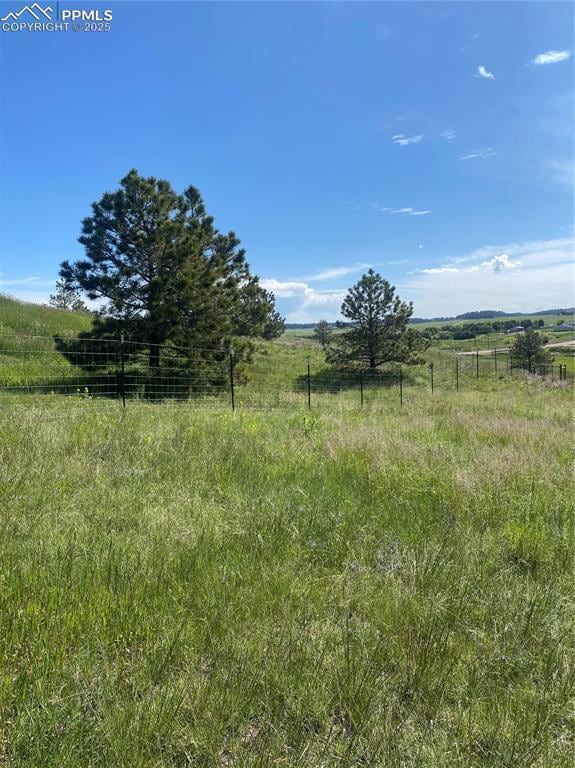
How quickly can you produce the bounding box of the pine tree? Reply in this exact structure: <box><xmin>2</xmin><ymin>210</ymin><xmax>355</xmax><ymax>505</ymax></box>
<box><xmin>49</xmin><ymin>279</ymin><xmax>88</xmax><ymax>312</ymax></box>
<box><xmin>328</xmin><ymin>269</ymin><xmax>428</xmax><ymax>369</ymax></box>
<box><xmin>314</xmin><ymin>320</ymin><xmax>332</xmax><ymax>350</ymax></box>
<box><xmin>59</xmin><ymin>170</ymin><xmax>283</xmax><ymax>368</ymax></box>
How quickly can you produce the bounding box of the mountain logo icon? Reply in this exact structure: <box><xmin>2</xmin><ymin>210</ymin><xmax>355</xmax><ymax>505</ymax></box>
<box><xmin>1</xmin><ymin>4</ymin><xmax>53</xmax><ymax>21</ymax></box>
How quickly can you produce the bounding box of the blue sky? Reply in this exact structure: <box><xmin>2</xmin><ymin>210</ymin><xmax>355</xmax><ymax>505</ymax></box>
<box><xmin>0</xmin><ymin>0</ymin><xmax>573</xmax><ymax>321</ymax></box>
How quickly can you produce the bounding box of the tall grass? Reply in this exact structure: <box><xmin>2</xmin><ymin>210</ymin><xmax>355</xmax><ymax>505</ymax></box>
<box><xmin>0</xmin><ymin>294</ymin><xmax>92</xmax><ymax>337</ymax></box>
<box><xmin>1</xmin><ymin>379</ymin><xmax>573</xmax><ymax>766</ymax></box>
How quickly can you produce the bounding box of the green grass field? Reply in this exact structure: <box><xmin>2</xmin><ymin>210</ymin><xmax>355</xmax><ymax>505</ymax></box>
<box><xmin>1</xmin><ymin>296</ymin><xmax>574</xmax><ymax>766</ymax></box>
<box><xmin>1</xmin><ymin>382</ymin><xmax>574</xmax><ymax>767</ymax></box>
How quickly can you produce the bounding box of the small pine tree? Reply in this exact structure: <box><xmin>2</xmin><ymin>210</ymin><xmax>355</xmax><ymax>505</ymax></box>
<box><xmin>314</xmin><ymin>320</ymin><xmax>332</xmax><ymax>350</ymax></box>
<box><xmin>328</xmin><ymin>269</ymin><xmax>429</xmax><ymax>370</ymax></box>
<box><xmin>49</xmin><ymin>279</ymin><xmax>88</xmax><ymax>312</ymax></box>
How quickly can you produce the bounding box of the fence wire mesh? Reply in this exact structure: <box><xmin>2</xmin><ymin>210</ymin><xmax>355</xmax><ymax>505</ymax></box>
<box><xmin>0</xmin><ymin>333</ymin><xmax>572</xmax><ymax>414</ymax></box>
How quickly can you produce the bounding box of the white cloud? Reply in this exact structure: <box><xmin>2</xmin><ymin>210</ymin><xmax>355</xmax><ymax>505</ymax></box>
<box><xmin>487</xmin><ymin>253</ymin><xmax>520</xmax><ymax>272</ymax></box>
<box><xmin>261</xmin><ymin>262</ymin><xmax>379</xmax><ymax>322</ymax></box>
<box><xmin>440</xmin><ymin>128</ymin><xmax>456</xmax><ymax>141</ymax></box>
<box><xmin>392</xmin><ymin>134</ymin><xmax>423</xmax><ymax>146</ymax></box>
<box><xmin>475</xmin><ymin>65</ymin><xmax>494</xmax><ymax>80</ymax></box>
<box><xmin>0</xmin><ymin>276</ymin><xmax>57</xmax><ymax>305</ymax></box>
<box><xmin>260</xmin><ymin>277</ymin><xmax>347</xmax><ymax>322</ymax></box>
<box><xmin>0</xmin><ymin>275</ymin><xmax>56</xmax><ymax>288</ymax></box>
<box><xmin>402</xmin><ymin>237</ymin><xmax>574</xmax><ymax>317</ymax></box>
<box><xmin>533</xmin><ymin>50</ymin><xmax>571</xmax><ymax>66</ymax></box>
<box><xmin>0</xmin><ymin>289</ymin><xmax>53</xmax><ymax>305</ymax></box>
<box><xmin>259</xmin><ymin>278</ymin><xmax>310</xmax><ymax>298</ymax></box>
<box><xmin>421</xmin><ymin>252</ymin><xmax>521</xmax><ymax>275</ymax></box>
<box><xmin>369</xmin><ymin>203</ymin><xmax>431</xmax><ymax>216</ymax></box>
<box><xmin>460</xmin><ymin>147</ymin><xmax>496</xmax><ymax>160</ymax></box>
<box><xmin>304</xmin><ymin>263</ymin><xmax>370</xmax><ymax>281</ymax></box>
<box><xmin>371</xmin><ymin>205</ymin><xmax>432</xmax><ymax>216</ymax></box>
<box><xmin>261</xmin><ymin>238</ymin><xmax>574</xmax><ymax>321</ymax></box>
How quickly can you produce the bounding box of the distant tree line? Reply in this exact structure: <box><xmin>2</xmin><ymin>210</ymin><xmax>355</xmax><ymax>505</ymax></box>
<box><xmin>421</xmin><ymin>318</ymin><xmax>545</xmax><ymax>340</ymax></box>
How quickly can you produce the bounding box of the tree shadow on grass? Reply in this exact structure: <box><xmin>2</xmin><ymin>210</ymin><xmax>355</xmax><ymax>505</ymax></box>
<box><xmin>0</xmin><ymin>336</ymin><xmax>227</xmax><ymax>402</ymax></box>
<box><xmin>295</xmin><ymin>365</ymin><xmax>408</xmax><ymax>394</ymax></box>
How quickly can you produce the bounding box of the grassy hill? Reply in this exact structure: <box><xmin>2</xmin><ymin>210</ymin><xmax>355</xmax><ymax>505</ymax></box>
<box><xmin>0</xmin><ymin>294</ymin><xmax>92</xmax><ymax>337</ymax></box>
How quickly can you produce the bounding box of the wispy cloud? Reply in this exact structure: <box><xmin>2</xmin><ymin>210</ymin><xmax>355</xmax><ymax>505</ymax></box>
<box><xmin>392</xmin><ymin>134</ymin><xmax>423</xmax><ymax>146</ymax></box>
<box><xmin>440</xmin><ymin>128</ymin><xmax>456</xmax><ymax>142</ymax></box>
<box><xmin>533</xmin><ymin>50</ymin><xmax>571</xmax><ymax>66</ymax></box>
<box><xmin>461</xmin><ymin>33</ymin><xmax>479</xmax><ymax>51</ymax></box>
<box><xmin>0</xmin><ymin>275</ymin><xmax>56</xmax><ymax>288</ymax></box>
<box><xmin>475</xmin><ymin>65</ymin><xmax>494</xmax><ymax>80</ymax></box>
<box><xmin>548</xmin><ymin>160</ymin><xmax>574</xmax><ymax>188</ymax></box>
<box><xmin>370</xmin><ymin>204</ymin><xmax>432</xmax><ymax>216</ymax></box>
<box><xmin>304</xmin><ymin>263</ymin><xmax>369</xmax><ymax>281</ymax></box>
<box><xmin>460</xmin><ymin>147</ymin><xmax>496</xmax><ymax>160</ymax></box>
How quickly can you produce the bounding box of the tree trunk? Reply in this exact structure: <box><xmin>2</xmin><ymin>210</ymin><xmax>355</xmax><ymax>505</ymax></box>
<box><xmin>149</xmin><ymin>344</ymin><xmax>160</xmax><ymax>369</ymax></box>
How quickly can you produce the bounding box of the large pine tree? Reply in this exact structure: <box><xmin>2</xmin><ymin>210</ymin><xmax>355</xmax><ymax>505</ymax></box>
<box><xmin>59</xmin><ymin>170</ymin><xmax>283</xmax><ymax>368</ymax></box>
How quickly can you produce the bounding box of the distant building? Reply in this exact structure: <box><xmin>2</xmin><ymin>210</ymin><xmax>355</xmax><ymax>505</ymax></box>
<box><xmin>507</xmin><ymin>325</ymin><xmax>525</xmax><ymax>334</ymax></box>
<box><xmin>555</xmin><ymin>322</ymin><xmax>575</xmax><ymax>332</ymax></box>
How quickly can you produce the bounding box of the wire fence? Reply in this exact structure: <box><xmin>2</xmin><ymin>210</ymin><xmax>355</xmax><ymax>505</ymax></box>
<box><xmin>0</xmin><ymin>333</ymin><xmax>572</xmax><ymax>414</ymax></box>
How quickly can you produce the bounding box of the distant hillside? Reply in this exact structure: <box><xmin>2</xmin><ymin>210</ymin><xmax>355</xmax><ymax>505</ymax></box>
<box><xmin>0</xmin><ymin>294</ymin><xmax>92</xmax><ymax>338</ymax></box>
<box><xmin>286</xmin><ymin>308</ymin><xmax>575</xmax><ymax>329</ymax></box>
<box><xmin>411</xmin><ymin>308</ymin><xmax>575</xmax><ymax>323</ymax></box>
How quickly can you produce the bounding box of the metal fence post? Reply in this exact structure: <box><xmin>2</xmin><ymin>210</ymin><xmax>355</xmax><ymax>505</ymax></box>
<box><xmin>307</xmin><ymin>360</ymin><xmax>311</xmax><ymax>410</ymax></box>
<box><xmin>120</xmin><ymin>334</ymin><xmax>126</xmax><ymax>409</ymax></box>
<box><xmin>359</xmin><ymin>370</ymin><xmax>364</xmax><ymax>408</ymax></box>
<box><xmin>476</xmin><ymin>348</ymin><xmax>479</xmax><ymax>379</ymax></box>
<box><xmin>494</xmin><ymin>347</ymin><xmax>497</xmax><ymax>373</ymax></box>
<box><xmin>456</xmin><ymin>356</ymin><xmax>459</xmax><ymax>391</ymax></box>
<box><xmin>430</xmin><ymin>362</ymin><xmax>434</xmax><ymax>394</ymax></box>
<box><xmin>229</xmin><ymin>352</ymin><xmax>235</xmax><ymax>411</ymax></box>
<box><xmin>399</xmin><ymin>366</ymin><xmax>403</xmax><ymax>405</ymax></box>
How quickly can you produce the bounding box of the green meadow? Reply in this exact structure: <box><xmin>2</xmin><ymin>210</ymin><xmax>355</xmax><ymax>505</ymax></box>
<box><xmin>0</xmin><ymin>297</ymin><xmax>574</xmax><ymax>766</ymax></box>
